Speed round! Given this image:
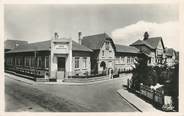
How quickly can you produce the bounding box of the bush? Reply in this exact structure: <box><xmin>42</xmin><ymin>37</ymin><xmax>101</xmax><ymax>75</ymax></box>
<box><xmin>131</xmin><ymin>56</ymin><xmax>179</xmax><ymax>111</ymax></box>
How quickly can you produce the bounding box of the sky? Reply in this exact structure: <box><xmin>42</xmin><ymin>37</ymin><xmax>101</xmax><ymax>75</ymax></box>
<box><xmin>5</xmin><ymin>4</ymin><xmax>179</xmax><ymax>50</ymax></box>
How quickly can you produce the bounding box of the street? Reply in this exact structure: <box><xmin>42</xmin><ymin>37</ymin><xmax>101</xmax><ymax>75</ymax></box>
<box><xmin>5</xmin><ymin>73</ymin><xmax>137</xmax><ymax>112</ymax></box>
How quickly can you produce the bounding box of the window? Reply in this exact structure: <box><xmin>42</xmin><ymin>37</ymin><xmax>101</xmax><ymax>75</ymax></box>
<box><xmin>127</xmin><ymin>57</ymin><xmax>130</xmax><ymax>64</ymax></box>
<box><xmin>131</xmin><ymin>57</ymin><xmax>134</xmax><ymax>63</ymax></box>
<box><xmin>75</xmin><ymin>57</ymin><xmax>79</xmax><ymax>68</ymax></box>
<box><xmin>102</xmin><ymin>50</ymin><xmax>104</xmax><ymax>56</ymax></box>
<box><xmin>119</xmin><ymin>57</ymin><xmax>121</xmax><ymax>64</ymax></box>
<box><xmin>105</xmin><ymin>41</ymin><xmax>110</xmax><ymax>50</ymax></box>
<box><xmin>37</xmin><ymin>56</ymin><xmax>42</xmax><ymax>68</ymax></box>
<box><xmin>24</xmin><ymin>56</ymin><xmax>30</xmax><ymax>67</ymax></box>
<box><xmin>31</xmin><ymin>56</ymin><xmax>35</xmax><ymax>67</ymax></box>
<box><xmin>83</xmin><ymin>57</ymin><xmax>87</xmax><ymax>69</ymax></box>
<box><xmin>121</xmin><ymin>56</ymin><xmax>125</xmax><ymax>63</ymax></box>
<box><xmin>45</xmin><ymin>56</ymin><xmax>49</xmax><ymax>68</ymax></box>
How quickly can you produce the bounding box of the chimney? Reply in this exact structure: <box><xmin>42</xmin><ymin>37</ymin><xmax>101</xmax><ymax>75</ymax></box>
<box><xmin>54</xmin><ymin>32</ymin><xmax>59</xmax><ymax>39</ymax></box>
<box><xmin>143</xmin><ymin>32</ymin><xmax>149</xmax><ymax>40</ymax></box>
<box><xmin>78</xmin><ymin>32</ymin><xmax>82</xmax><ymax>45</ymax></box>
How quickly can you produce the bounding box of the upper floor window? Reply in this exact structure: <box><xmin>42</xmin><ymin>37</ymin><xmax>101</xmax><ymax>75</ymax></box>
<box><xmin>102</xmin><ymin>50</ymin><xmax>105</xmax><ymax>56</ymax></box>
<box><xmin>75</xmin><ymin>57</ymin><xmax>79</xmax><ymax>68</ymax></box>
<box><xmin>105</xmin><ymin>41</ymin><xmax>110</xmax><ymax>50</ymax></box>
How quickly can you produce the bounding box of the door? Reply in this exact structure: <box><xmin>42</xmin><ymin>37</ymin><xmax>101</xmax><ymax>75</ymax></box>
<box><xmin>57</xmin><ymin>57</ymin><xmax>65</xmax><ymax>81</ymax></box>
<box><xmin>57</xmin><ymin>57</ymin><xmax>65</xmax><ymax>71</ymax></box>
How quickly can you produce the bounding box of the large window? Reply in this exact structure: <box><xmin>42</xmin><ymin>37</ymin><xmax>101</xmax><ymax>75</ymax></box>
<box><xmin>83</xmin><ymin>57</ymin><xmax>87</xmax><ymax>69</ymax></box>
<box><xmin>25</xmin><ymin>56</ymin><xmax>30</xmax><ymax>67</ymax></box>
<box><xmin>31</xmin><ymin>56</ymin><xmax>35</xmax><ymax>67</ymax></box>
<box><xmin>75</xmin><ymin>57</ymin><xmax>79</xmax><ymax>68</ymax></box>
<box><xmin>37</xmin><ymin>56</ymin><xmax>42</xmax><ymax>68</ymax></box>
<box><xmin>45</xmin><ymin>56</ymin><xmax>49</xmax><ymax>68</ymax></box>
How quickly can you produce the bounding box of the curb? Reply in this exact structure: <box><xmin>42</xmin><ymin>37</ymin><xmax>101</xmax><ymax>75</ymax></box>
<box><xmin>5</xmin><ymin>73</ymin><xmax>124</xmax><ymax>86</ymax></box>
<box><xmin>117</xmin><ymin>90</ymin><xmax>142</xmax><ymax>112</ymax></box>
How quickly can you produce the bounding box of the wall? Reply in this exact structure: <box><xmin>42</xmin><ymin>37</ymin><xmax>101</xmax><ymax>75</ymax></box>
<box><xmin>134</xmin><ymin>45</ymin><xmax>156</xmax><ymax>66</ymax></box>
<box><xmin>166</xmin><ymin>53</ymin><xmax>176</xmax><ymax>66</ymax></box>
<box><xmin>97</xmin><ymin>39</ymin><xmax>115</xmax><ymax>73</ymax></box>
<box><xmin>50</xmin><ymin>38</ymin><xmax>72</xmax><ymax>81</ymax></box>
<box><xmin>72</xmin><ymin>51</ymin><xmax>91</xmax><ymax>76</ymax></box>
<box><xmin>115</xmin><ymin>53</ymin><xmax>137</xmax><ymax>72</ymax></box>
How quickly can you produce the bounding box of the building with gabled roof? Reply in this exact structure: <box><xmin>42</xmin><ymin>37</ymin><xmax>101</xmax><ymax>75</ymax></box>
<box><xmin>5</xmin><ymin>34</ymin><xmax>92</xmax><ymax>82</ymax></box>
<box><xmin>82</xmin><ymin>33</ymin><xmax>140</xmax><ymax>74</ymax></box>
<box><xmin>130</xmin><ymin>32</ymin><xmax>165</xmax><ymax>66</ymax></box>
<box><xmin>82</xmin><ymin>33</ymin><xmax>116</xmax><ymax>74</ymax></box>
<box><xmin>115</xmin><ymin>44</ymin><xmax>141</xmax><ymax>72</ymax></box>
<box><xmin>165</xmin><ymin>48</ymin><xmax>177</xmax><ymax>66</ymax></box>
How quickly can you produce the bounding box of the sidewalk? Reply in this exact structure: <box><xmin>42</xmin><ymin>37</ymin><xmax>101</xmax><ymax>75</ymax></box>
<box><xmin>5</xmin><ymin>73</ymin><xmax>123</xmax><ymax>86</ymax></box>
<box><xmin>117</xmin><ymin>88</ymin><xmax>163</xmax><ymax>112</ymax></box>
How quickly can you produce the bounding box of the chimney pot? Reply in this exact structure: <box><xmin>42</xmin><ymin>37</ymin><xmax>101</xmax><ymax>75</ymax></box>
<box><xmin>143</xmin><ymin>32</ymin><xmax>149</xmax><ymax>40</ymax></box>
<box><xmin>78</xmin><ymin>32</ymin><xmax>82</xmax><ymax>45</ymax></box>
<box><xmin>54</xmin><ymin>32</ymin><xmax>59</xmax><ymax>39</ymax></box>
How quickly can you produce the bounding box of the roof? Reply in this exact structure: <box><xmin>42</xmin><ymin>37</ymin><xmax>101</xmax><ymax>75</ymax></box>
<box><xmin>130</xmin><ymin>39</ymin><xmax>154</xmax><ymax>49</ymax></box>
<box><xmin>165</xmin><ymin>48</ymin><xmax>175</xmax><ymax>57</ymax></box>
<box><xmin>130</xmin><ymin>37</ymin><xmax>164</xmax><ymax>49</ymax></box>
<box><xmin>82</xmin><ymin>33</ymin><xmax>115</xmax><ymax>50</ymax></box>
<box><xmin>6</xmin><ymin>40</ymin><xmax>92</xmax><ymax>53</ymax></box>
<box><xmin>115</xmin><ymin>44</ymin><xmax>140</xmax><ymax>54</ymax></box>
<box><xmin>72</xmin><ymin>40</ymin><xmax>93</xmax><ymax>52</ymax></box>
<box><xmin>5</xmin><ymin>40</ymin><xmax>28</xmax><ymax>50</ymax></box>
<box><xmin>144</xmin><ymin>37</ymin><xmax>164</xmax><ymax>49</ymax></box>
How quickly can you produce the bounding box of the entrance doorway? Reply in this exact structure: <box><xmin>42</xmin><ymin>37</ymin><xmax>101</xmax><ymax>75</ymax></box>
<box><xmin>57</xmin><ymin>57</ymin><xmax>65</xmax><ymax>81</ymax></box>
<box><xmin>57</xmin><ymin>57</ymin><xmax>65</xmax><ymax>71</ymax></box>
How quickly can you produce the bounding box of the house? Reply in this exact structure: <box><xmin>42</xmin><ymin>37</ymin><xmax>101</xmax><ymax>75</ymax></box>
<box><xmin>115</xmin><ymin>44</ymin><xmax>140</xmax><ymax>72</ymax></box>
<box><xmin>5</xmin><ymin>33</ymin><xmax>92</xmax><ymax>82</ymax></box>
<box><xmin>82</xmin><ymin>33</ymin><xmax>116</xmax><ymax>74</ymax></box>
<box><xmin>4</xmin><ymin>40</ymin><xmax>28</xmax><ymax>52</ymax></box>
<box><xmin>165</xmin><ymin>48</ymin><xmax>177</xmax><ymax>66</ymax></box>
<box><xmin>81</xmin><ymin>33</ymin><xmax>141</xmax><ymax>74</ymax></box>
<box><xmin>130</xmin><ymin>32</ymin><xmax>165</xmax><ymax>66</ymax></box>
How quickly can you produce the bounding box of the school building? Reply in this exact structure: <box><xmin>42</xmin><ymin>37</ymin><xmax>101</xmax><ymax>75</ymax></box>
<box><xmin>5</xmin><ymin>32</ymin><xmax>173</xmax><ymax>82</ymax></box>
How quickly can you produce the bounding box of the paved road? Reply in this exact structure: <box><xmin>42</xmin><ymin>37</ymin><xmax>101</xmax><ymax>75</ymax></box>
<box><xmin>5</xmin><ymin>74</ymin><xmax>137</xmax><ymax>112</ymax></box>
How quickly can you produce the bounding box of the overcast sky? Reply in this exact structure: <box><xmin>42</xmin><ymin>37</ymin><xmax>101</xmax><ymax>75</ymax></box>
<box><xmin>5</xmin><ymin>4</ymin><xmax>179</xmax><ymax>50</ymax></box>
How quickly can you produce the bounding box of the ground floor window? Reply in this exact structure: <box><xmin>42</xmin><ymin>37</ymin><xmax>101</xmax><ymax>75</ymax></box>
<box><xmin>127</xmin><ymin>57</ymin><xmax>130</xmax><ymax>64</ymax></box>
<box><xmin>45</xmin><ymin>56</ymin><xmax>49</xmax><ymax>68</ymax></box>
<box><xmin>82</xmin><ymin>57</ymin><xmax>87</xmax><ymax>69</ymax></box>
<box><xmin>31</xmin><ymin>56</ymin><xmax>35</xmax><ymax>67</ymax></box>
<box><xmin>37</xmin><ymin>56</ymin><xmax>42</xmax><ymax>68</ymax></box>
<box><xmin>75</xmin><ymin>57</ymin><xmax>79</xmax><ymax>68</ymax></box>
<box><xmin>121</xmin><ymin>56</ymin><xmax>125</xmax><ymax>64</ymax></box>
<box><xmin>25</xmin><ymin>56</ymin><xmax>31</xmax><ymax>67</ymax></box>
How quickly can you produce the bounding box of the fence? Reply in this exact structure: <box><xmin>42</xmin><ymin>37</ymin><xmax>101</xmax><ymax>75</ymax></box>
<box><xmin>5</xmin><ymin>65</ymin><xmax>49</xmax><ymax>79</ymax></box>
<box><xmin>140</xmin><ymin>84</ymin><xmax>164</xmax><ymax>106</ymax></box>
<box><xmin>127</xmin><ymin>79</ymin><xmax>164</xmax><ymax>106</ymax></box>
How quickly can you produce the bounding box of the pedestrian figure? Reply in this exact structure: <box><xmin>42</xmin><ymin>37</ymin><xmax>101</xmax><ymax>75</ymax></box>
<box><xmin>108</xmin><ymin>68</ymin><xmax>113</xmax><ymax>79</ymax></box>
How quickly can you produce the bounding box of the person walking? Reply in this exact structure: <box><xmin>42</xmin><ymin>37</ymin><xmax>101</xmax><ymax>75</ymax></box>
<box><xmin>108</xmin><ymin>68</ymin><xmax>113</xmax><ymax>79</ymax></box>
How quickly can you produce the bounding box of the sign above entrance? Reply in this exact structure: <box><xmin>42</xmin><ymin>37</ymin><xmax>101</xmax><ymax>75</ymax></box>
<box><xmin>51</xmin><ymin>38</ymin><xmax>72</xmax><ymax>54</ymax></box>
<box><xmin>55</xmin><ymin>44</ymin><xmax>67</xmax><ymax>49</ymax></box>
